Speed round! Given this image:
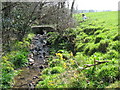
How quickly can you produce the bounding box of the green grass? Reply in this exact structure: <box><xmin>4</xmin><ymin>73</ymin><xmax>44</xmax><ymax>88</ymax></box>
<box><xmin>75</xmin><ymin>11</ymin><xmax>118</xmax><ymax>27</ymax></box>
<box><xmin>36</xmin><ymin>11</ymin><xmax>119</xmax><ymax>88</ymax></box>
<box><xmin>74</xmin><ymin>11</ymin><xmax>119</xmax><ymax>56</ymax></box>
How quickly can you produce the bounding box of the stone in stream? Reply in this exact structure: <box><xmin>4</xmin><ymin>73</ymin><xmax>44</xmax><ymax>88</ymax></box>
<box><xmin>28</xmin><ymin>54</ymin><xmax>34</xmax><ymax>66</ymax></box>
<box><xmin>43</xmin><ymin>30</ymin><xmax>47</xmax><ymax>35</ymax></box>
<box><xmin>37</xmin><ymin>41</ymin><xmax>42</xmax><ymax>45</ymax></box>
<box><xmin>34</xmin><ymin>36</ymin><xmax>39</xmax><ymax>40</ymax></box>
<box><xmin>28</xmin><ymin>82</ymin><xmax>35</xmax><ymax>88</ymax></box>
<box><xmin>38</xmin><ymin>50</ymin><xmax>43</xmax><ymax>55</ymax></box>
<box><xmin>33</xmin><ymin>76</ymin><xmax>38</xmax><ymax>79</ymax></box>
<box><xmin>32</xmin><ymin>39</ymin><xmax>39</xmax><ymax>44</ymax></box>
<box><xmin>30</xmin><ymin>44</ymin><xmax>34</xmax><ymax>49</ymax></box>
<box><xmin>39</xmin><ymin>65</ymin><xmax>44</xmax><ymax>69</ymax></box>
<box><xmin>38</xmin><ymin>55</ymin><xmax>43</xmax><ymax>58</ymax></box>
<box><xmin>43</xmin><ymin>40</ymin><xmax>47</xmax><ymax>45</ymax></box>
<box><xmin>29</xmin><ymin>33</ymin><xmax>49</xmax><ymax>70</ymax></box>
<box><xmin>20</xmin><ymin>77</ymin><xmax>25</xmax><ymax>80</ymax></box>
<box><xmin>28</xmin><ymin>53</ymin><xmax>33</xmax><ymax>58</ymax></box>
<box><xmin>32</xmin><ymin>50</ymin><xmax>38</xmax><ymax>55</ymax></box>
<box><xmin>28</xmin><ymin>58</ymin><xmax>34</xmax><ymax>63</ymax></box>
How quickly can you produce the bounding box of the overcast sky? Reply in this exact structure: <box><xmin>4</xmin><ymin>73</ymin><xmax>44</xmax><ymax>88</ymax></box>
<box><xmin>71</xmin><ymin>0</ymin><xmax>119</xmax><ymax>11</ymax></box>
<box><xmin>1</xmin><ymin>0</ymin><xmax>119</xmax><ymax>11</ymax></box>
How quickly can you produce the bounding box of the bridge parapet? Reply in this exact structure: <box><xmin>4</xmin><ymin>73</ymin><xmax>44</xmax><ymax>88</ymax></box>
<box><xmin>31</xmin><ymin>25</ymin><xmax>56</xmax><ymax>34</ymax></box>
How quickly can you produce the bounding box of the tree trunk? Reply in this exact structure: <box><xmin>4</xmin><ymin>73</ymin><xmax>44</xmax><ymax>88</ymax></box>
<box><xmin>70</xmin><ymin>0</ymin><xmax>76</xmax><ymax>17</ymax></box>
<box><xmin>2</xmin><ymin>2</ymin><xmax>12</xmax><ymax>52</ymax></box>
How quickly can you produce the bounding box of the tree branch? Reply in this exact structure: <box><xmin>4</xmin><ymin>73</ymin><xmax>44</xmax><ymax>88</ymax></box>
<box><xmin>1</xmin><ymin>2</ymin><xmax>18</xmax><ymax>11</ymax></box>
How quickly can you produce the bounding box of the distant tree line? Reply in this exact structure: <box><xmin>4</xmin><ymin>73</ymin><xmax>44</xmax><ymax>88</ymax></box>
<box><xmin>73</xmin><ymin>9</ymin><xmax>112</xmax><ymax>13</ymax></box>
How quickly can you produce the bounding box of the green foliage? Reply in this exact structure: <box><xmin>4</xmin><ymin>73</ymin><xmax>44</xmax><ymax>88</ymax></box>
<box><xmin>11</xmin><ymin>41</ymin><xmax>29</xmax><ymax>52</ymax></box>
<box><xmin>109</xmin><ymin>41</ymin><xmax>120</xmax><ymax>53</ymax></box>
<box><xmin>105</xmin><ymin>50</ymin><xmax>118</xmax><ymax>59</ymax></box>
<box><xmin>82</xmin><ymin>56</ymin><xmax>119</xmax><ymax>88</ymax></box>
<box><xmin>47</xmin><ymin>30</ymin><xmax>76</xmax><ymax>54</ymax></box>
<box><xmin>84</xmin><ymin>43</ymin><xmax>99</xmax><ymax>55</ymax></box>
<box><xmin>42</xmin><ymin>66</ymin><xmax>65</xmax><ymax>75</ymax></box>
<box><xmin>75</xmin><ymin>52</ymin><xmax>87</xmax><ymax>66</ymax></box>
<box><xmin>67</xmin><ymin>73</ymin><xmax>88</xmax><ymax>88</ymax></box>
<box><xmin>1</xmin><ymin>60</ymin><xmax>19</xmax><ymax>88</ymax></box>
<box><xmin>36</xmin><ymin>74</ymin><xmax>60</xmax><ymax>88</ymax></box>
<box><xmin>50</xmin><ymin>67</ymin><xmax>65</xmax><ymax>74</ymax></box>
<box><xmin>9</xmin><ymin>51</ymin><xmax>28</xmax><ymax>69</ymax></box>
<box><xmin>49</xmin><ymin>59</ymin><xmax>64</xmax><ymax>67</ymax></box>
<box><xmin>47</xmin><ymin>32</ymin><xmax>59</xmax><ymax>45</ymax></box>
<box><xmin>1</xmin><ymin>32</ymin><xmax>31</xmax><ymax>88</ymax></box>
<box><xmin>96</xmin><ymin>64</ymin><xmax>119</xmax><ymax>83</ymax></box>
<box><xmin>105</xmin><ymin>81</ymin><xmax>120</xmax><ymax>88</ymax></box>
<box><xmin>3</xmin><ymin>38</ymin><xmax>30</xmax><ymax>69</ymax></box>
<box><xmin>23</xmin><ymin>33</ymin><xmax>35</xmax><ymax>42</ymax></box>
<box><xmin>36</xmin><ymin>11</ymin><xmax>119</xmax><ymax>88</ymax></box>
<box><xmin>83</xmin><ymin>26</ymin><xmax>103</xmax><ymax>35</ymax></box>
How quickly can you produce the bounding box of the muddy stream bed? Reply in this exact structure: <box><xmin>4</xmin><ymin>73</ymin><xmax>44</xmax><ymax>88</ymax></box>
<box><xmin>13</xmin><ymin>33</ymin><xmax>49</xmax><ymax>88</ymax></box>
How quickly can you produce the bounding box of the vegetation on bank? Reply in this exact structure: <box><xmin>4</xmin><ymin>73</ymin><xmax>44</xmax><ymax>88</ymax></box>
<box><xmin>1</xmin><ymin>11</ymin><xmax>119</xmax><ymax>88</ymax></box>
<box><xmin>1</xmin><ymin>33</ymin><xmax>35</xmax><ymax>88</ymax></box>
<box><xmin>36</xmin><ymin>11</ymin><xmax>119</xmax><ymax>88</ymax></box>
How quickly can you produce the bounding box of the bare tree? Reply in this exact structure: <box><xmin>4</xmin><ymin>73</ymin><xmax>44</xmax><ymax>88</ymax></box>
<box><xmin>70</xmin><ymin>0</ymin><xmax>76</xmax><ymax>17</ymax></box>
<box><xmin>1</xmin><ymin>0</ymin><xmax>76</xmax><ymax>52</ymax></box>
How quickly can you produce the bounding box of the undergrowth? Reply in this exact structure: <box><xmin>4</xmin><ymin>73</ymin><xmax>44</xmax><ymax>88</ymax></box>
<box><xmin>1</xmin><ymin>11</ymin><xmax>119</xmax><ymax>88</ymax></box>
<box><xmin>1</xmin><ymin>33</ymin><xmax>35</xmax><ymax>88</ymax></box>
<box><xmin>36</xmin><ymin>11</ymin><xmax>119</xmax><ymax>88</ymax></box>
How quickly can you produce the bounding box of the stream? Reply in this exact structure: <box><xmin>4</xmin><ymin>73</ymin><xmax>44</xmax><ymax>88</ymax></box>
<box><xmin>13</xmin><ymin>32</ymin><xmax>49</xmax><ymax>88</ymax></box>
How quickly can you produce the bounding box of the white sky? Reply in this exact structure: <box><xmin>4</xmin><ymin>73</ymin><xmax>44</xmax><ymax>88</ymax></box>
<box><xmin>1</xmin><ymin>0</ymin><xmax>119</xmax><ymax>11</ymax></box>
<box><xmin>71</xmin><ymin>0</ymin><xmax>120</xmax><ymax>11</ymax></box>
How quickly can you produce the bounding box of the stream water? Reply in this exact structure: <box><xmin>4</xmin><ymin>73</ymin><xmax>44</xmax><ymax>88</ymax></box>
<box><xmin>13</xmin><ymin>32</ymin><xmax>49</xmax><ymax>88</ymax></box>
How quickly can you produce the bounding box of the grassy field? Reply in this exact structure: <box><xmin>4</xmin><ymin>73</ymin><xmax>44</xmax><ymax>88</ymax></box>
<box><xmin>74</xmin><ymin>11</ymin><xmax>119</xmax><ymax>56</ymax></box>
<box><xmin>36</xmin><ymin>11</ymin><xmax>119</xmax><ymax>88</ymax></box>
<box><xmin>75</xmin><ymin>11</ymin><xmax>118</xmax><ymax>26</ymax></box>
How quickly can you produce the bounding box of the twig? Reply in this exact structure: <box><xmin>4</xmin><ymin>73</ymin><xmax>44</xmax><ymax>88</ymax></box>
<box><xmin>1</xmin><ymin>2</ymin><xmax>18</xmax><ymax>11</ymax></box>
<box><xmin>79</xmin><ymin>60</ymin><xmax>111</xmax><ymax>71</ymax></box>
